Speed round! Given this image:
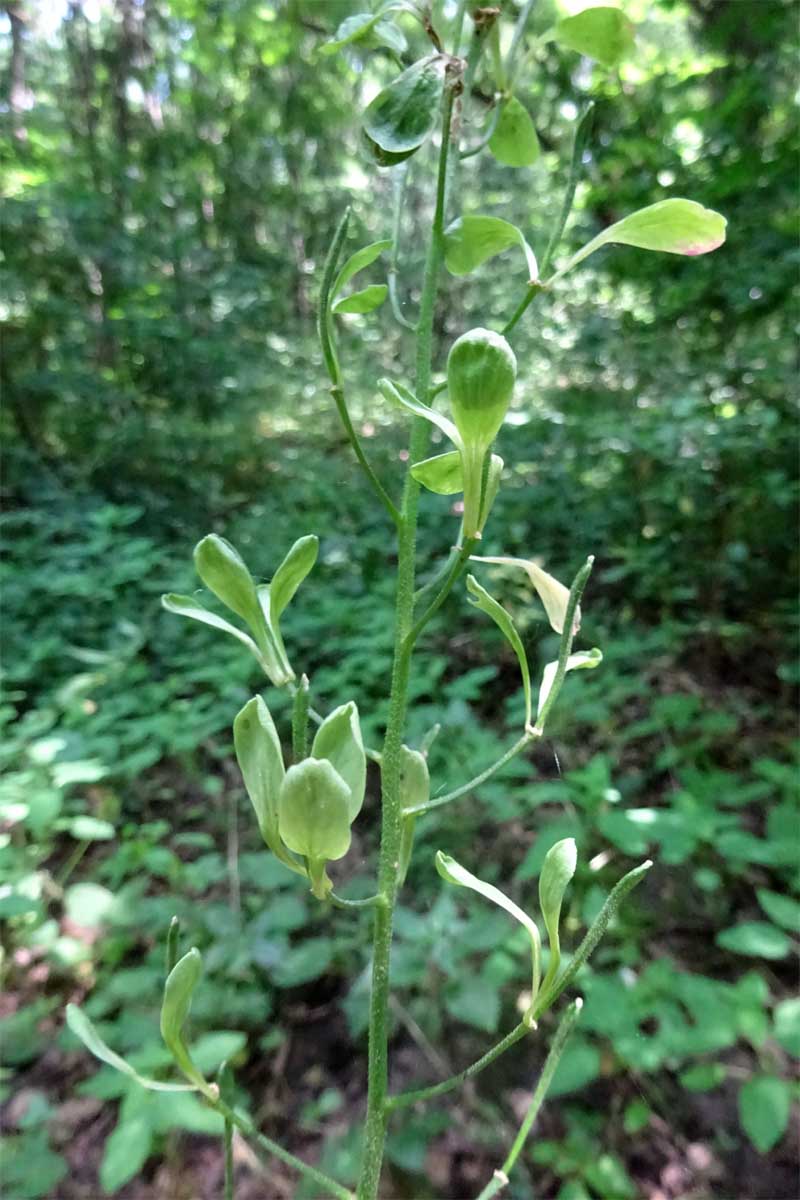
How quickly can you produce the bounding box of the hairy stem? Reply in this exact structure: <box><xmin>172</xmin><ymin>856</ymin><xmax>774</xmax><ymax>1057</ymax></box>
<box><xmin>386</xmin><ymin>1021</ymin><xmax>529</xmax><ymax>1112</ymax></box>
<box><xmin>406</xmin><ymin>731</ymin><xmax>533</xmax><ymax>816</ymax></box>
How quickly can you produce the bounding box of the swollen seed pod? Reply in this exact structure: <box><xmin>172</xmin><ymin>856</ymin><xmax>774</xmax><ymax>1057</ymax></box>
<box><xmin>447</xmin><ymin>327</ymin><xmax>517</xmax><ymax>451</ymax></box>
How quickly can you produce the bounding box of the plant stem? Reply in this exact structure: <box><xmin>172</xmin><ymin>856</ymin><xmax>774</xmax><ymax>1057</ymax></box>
<box><xmin>356</xmin><ymin>80</ymin><xmax>457</xmax><ymax>1200</ymax></box>
<box><xmin>223</xmin><ymin>1117</ymin><xmax>234</xmax><ymax>1200</ymax></box>
<box><xmin>539</xmin><ymin>101</ymin><xmax>595</xmax><ymax>280</ymax></box>
<box><xmin>386</xmin><ymin>1021</ymin><xmax>529</xmax><ymax>1112</ymax></box>
<box><xmin>291</xmin><ymin>673</ymin><xmax>310</xmax><ymax>759</ymax></box>
<box><xmin>388</xmin><ymin>163</ymin><xmax>416</xmax><ymax>331</ymax></box>
<box><xmin>505</xmin><ymin>0</ymin><xmax>538</xmax><ymax>86</ymax></box>
<box><xmin>475</xmin><ymin>1000</ymin><xmax>583</xmax><ymax>1200</ymax></box>
<box><xmin>502</xmin><ymin>283</ymin><xmax>544</xmax><ymax>336</ymax></box>
<box><xmin>405</xmin><ymin>731</ymin><xmax>533</xmax><ymax>816</ymax></box>
<box><xmin>403</xmin><ymin>535</ymin><xmax>476</xmax><ymax>653</ymax></box>
<box><xmin>329</xmin><ymin>891</ymin><xmax>385</xmax><ymax>911</ymax></box>
<box><xmin>212</xmin><ymin>1098</ymin><xmax>354</xmax><ymax>1200</ymax></box>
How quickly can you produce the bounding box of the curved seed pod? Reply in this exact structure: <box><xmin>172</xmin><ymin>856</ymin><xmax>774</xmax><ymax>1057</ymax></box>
<box><xmin>363</xmin><ymin>55</ymin><xmax>447</xmax><ymax>159</ymax></box>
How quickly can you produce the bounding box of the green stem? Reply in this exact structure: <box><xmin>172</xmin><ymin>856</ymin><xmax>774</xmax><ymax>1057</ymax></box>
<box><xmin>223</xmin><ymin>1117</ymin><xmax>234</xmax><ymax>1200</ymax></box>
<box><xmin>291</xmin><ymin>673</ymin><xmax>310</xmax><ymax>760</ymax></box>
<box><xmin>403</xmin><ymin>536</ymin><xmax>476</xmax><ymax>653</ymax></box>
<box><xmin>460</xmin><ymin>100</ymin><xmax>502</xmax><ymax>160</ymax></box>
<box><xmin>386</xmin><ymin>1021</ymin><xmax>529</xmax><ymax>1112</ymax></box>
<box><xmin>356</xmin><ymin>79</ymin><xmax>458</xmax><ymax>1200</ymax></box>
<box><xmin>505</xmin><ymin>0</ymin><xmax>538</xmax><ymax>87</ymax></box>
<box><xmin>388</xmin><ymin>163</ymin><xmax>416</xmax><ymax>331</ymax></box>
<box><xmin>166</xmin><ymin>916</ymin><xmax>180</xmax><ymax>975</ymax></box>
<box><xmin>502</xmin><ymin>283</ymin><xmax>544</xmax><ymax>336</ymax></box>
<box><xmin>475</xmin><ymin>1000</ymin><xmax>582</xmax><ymax>1200</ymax></box>
<box><xmin>329</xmin><ymin>891</ymin><xmax>385</xmax><ymax>911</ymax></box>
<box><xmin>533</xmin><ymin>555</ymin><xmax>594</xmax><ymax>735</ymax></box>
<box><xmin>406</xmin><ymin>732</ymin><xmax>532</xmax><ymax>817</ymax></box>
<box><xmin>212</xmin><ymin>1098</ymin><xmax>354</xmax><ymax>1200</ymax></box>
<box><xmin>539</xmin><ymin>101</ymin><xmax>595</xmax><ymax>280</ymax></box>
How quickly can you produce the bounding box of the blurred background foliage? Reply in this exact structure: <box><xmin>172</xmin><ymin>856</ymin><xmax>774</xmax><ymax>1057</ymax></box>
<box><xmin>1</xmin><ymin>0</ymin><xmax>797</xmax><ymax>1197</ymax></box>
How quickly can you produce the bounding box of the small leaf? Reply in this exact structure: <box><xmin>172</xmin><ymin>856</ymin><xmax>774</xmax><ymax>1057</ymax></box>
<box><xmin>193</xmin><ymin>535</ymin><xmax>262</xmax><ymax>630</ymax></box>
<box><xmin>471</xmin><ymin>555</ymin><xmax>578</xmax><ymax>634</ymax></box>
<box><xmin>716</xmin><ymin>921</ymin><xmax>791</xmax><ymax>959</ymax></box>
<box><xmin>100</xmin><ymin>1115</ymin><xmax>153</xmax><ymax>1193</ymax></box>
<box><xmin>553</xmin><ymin>199</ymin><xmax>727</xmax><ymax>281</ymax></box>
<box><xmin>554</xmin><ymin>7</ymin><xmax>635</xmax><ymax>67</ymax></box>
<box><xmin>322</xmin><ymin>12</ymin><xmax>407</xmax><ymax>56</ymax></box>
<box><xmin>363</xmin><ymin>55</ymin><xmax>447</xmax><ymax>156</ymax></box>
<box><xmin>65</xmin><ymin>1005</ymin><xmax>194</xmax><ymax>1092</ymax></box>
<box><xmin>774</xmin><ymin>997</ymin><xmax>800</xmax><ymax>1057</ymax></box>
<box><xmin>538</xmin><ymin>649</ymin><xmax>603</xmax><ymax>718</ymax></box>
<box><xmin>161</xmin><ymin>948</ymin><xmax>207</xmax><ymax>1089</ymax></box>
<box><xmin>738</xmin><ymin>1076</ymin><xmax>791</xmax><ymax>1153</ymax></box>
<box><xmin>679</xmin><ymin>1063</ymin><xmax>728</xmax><ymax>1092</ymax></box>
<box><xmin>444</xmin><ymin>214</ymin><xmax>538</xmax><ymax>281</ymax></box>
<box><xmin>332</xmin><ymin>284</ymin><xmax>389</xmax><ymax>315</ymax></box>
<box><xmin>233</xmin><ymin>697</ymin><xmax>289</xmax><ymax>855</ymax></box>
<box><xmin>539</xmin><ymin>838</ymin><xmax>578</xmax><ymax>990</ymax></box>
<box><xmin>311</xmin><ymin>702</ymin><xmax>366</xmax><ymax>822</ymax></box>
<box><xmin>379</xmin><ymin>378</ymin><xmax>462</xmax><ymax>447</ymax></box>
<box><xmin>161</xmin><ymin>594</ymin><xmax>261</xmax><ymax>659</ymax></box>
<box><xmin>489</xmin><ymin>96</ymin><xmax>540</xmax><ymax>167</ymax></box>
<box><xmin>466</xmin><ymin>575</ymin><xmax>532</xmax><ymax>730</ymax></box>
<box><xmin>278</xmin><ymin>759</ymin><xmax>353</xmax><ymax>891</ymax></box>
<box><xmin>435</xmin><ymin>850</ymin><xmax>541</xmax><ymax>1013</ymax></box>
<box><xmin>411</xmin><ymin>450</ymin><xmax>464</xmax><ymax>494</ymax></box>
<box><xmin>268</xmin><ymin>534</ymin><xmax>319</xmax><ymax>625</ymax></box>
<box><xmin>332</xmin><ymin>240</ymin><xmax>392</xmax><ymax>299</ymax></box>
<box><xmin>755</xmin><ymin>888</ymin><xmax>800</xmax><ymax>932</ymax></box>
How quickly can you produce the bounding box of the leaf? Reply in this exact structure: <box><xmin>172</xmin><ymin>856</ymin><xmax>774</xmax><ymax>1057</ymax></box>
<box><xmin>65</xmin><ymin>815</ymin><xmax>115</xmax><ymax>841</ymax></box>
<box><xmin>332</xmin><ymin>284</ymin><xmax>389</xmax><ymax>315</ymax></box>
<box><xmin>322</xmin><ymin>12</ymin><xmax>407</xmax><ymax>56</ymax></box>
<box><xmin>554</xmin><ymin>7</ymin><xmax>635</xmax><ymax>67</ymax></box>
<box><xmin>774</xmin><ymin>998</ymin><xmax>800</xmax><ymax>1057</ymax></box>
<box><xmin>332</xmin><ymin>240</ymin><xmax>392</xmax><ymax>299</ymax></box>
<box><xmin>435</xmin><ymin>851</ymin><xmax>541</xmax><ymax>1012</ymax></box>
<box><xmin>679</xmin><ymin>1063</ymin><xmax>727</xmax><ymax>1092</ymax></box>
<box><xmin>268</xmin><ymin>534</ymin><xmax>319</xmax><ymax>625</ymax></box>
<box><xmin>738</xmin><ymin>1076</ymin><xmax>791</xmax><ymax>1153</ymax></box>
<box><xmin>466</xmin><ymin>574</ymin><xmax>532</xmax><ymax>730</ymax></box>
<box><xmin>537</xmin><ymin>648</ymin><xmax>603</xmax><ymax>718</ymax></box>
<box><xmin>272</xmin><ymin>936</ymin><xmax>335</xmax><ymax>988</ymax></box>
<box><xmin>539</xmin><ymin>838</ymin><xmax>578</xmax><ymax>991</ymax></box>
<box><xmin>65</xmin><ymin>1005</ymin><xmax>194</xmax><ymax>1092</ymax></box>
<box><xmin>716</xmin><ymin>921</ymin><xmax>791</xmax><ymax>959</ymax></box>
<box><xmin>311</xmin><ymin>701</ymin><xmax>367</xmax><ymax>821</ymax></box>
<box><xmin>547</xmin><ymin>1037</ymin><xmax>601</xmax><ymax>1095</ymax></box>
<box><xmin>160</xmin><ymin>948</ymin><xmax>207</xmax><ymax>1089</ymax></box>
<box><xmin>193</xmin><ymin>534</ymin><xmax>262</xmax><ymax>630</ymax></box>
<box><xmin>411</xmin><ymin>450</ymin><xmax>464</xmax><ymax>494</ymax></box>
<box><xmin>278</xmin><ymin>760</ymin><xmax>352</xmax><ymax>868</ymax></box>
<box><xmin>363</xmin><ymin>55</ymin><xmax>446</xmax><ymax>156</ymax></box>
<box><xmin>445</xmin><ymin>976</ymin><xmax>501</xmax><ymax>1033</ymax></box>
<box><xmin>233</xmin><ymin>696</ymin><xmax>287</xmax><ymax>853</ymax></box>
<box><xmin>65</xmin><ymin>882</ymin><xmax>116</xmax><ymax>928</ymax></box>
<box><xmin>755</xmin><ymin>888</ymin><xmax>800</xmax><ymax>932</ymax></box>
<box><xmin>444</xmin><ymin>215</ymin><xmax>538</xmax><ymax>281</ymax></box>
<box><xmin>489</xmin><ymin>96</ymin><xmax>540</xmax><ymax>167</ymax></box>
<box><xmin>470</xmin><ymin>555</ymin><xmax>578</xmax><ymax>635</ymax></box>
<box><xmin>100</xmin><ymin>1115</ymin><xmax>153</xmax><ymax>1193</ymax></box>
<box><xmin>378</xmin><ymin>378</ymin><xmax>462</xmax><ymax>448</ymax></box>
<box><xmin>161</xmin><ymin>594</ymin><xmax>261</xmax><ymax>660</ymax></box>
<box><xmin>553</xmin><ymin>199</ymin><xmax>727</xmax><ymax>281</ymax></box>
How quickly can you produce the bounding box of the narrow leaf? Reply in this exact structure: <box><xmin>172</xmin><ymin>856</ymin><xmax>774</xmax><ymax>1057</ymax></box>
<box><xmin>489</xmin><ymin>96</ymin><xmax>540</xmax><ymax>168</ymax></box>
<box><xmin>471</xmin><ymin>555</ymin><xmax>578</xmax><ymax>634</ymax></box>
<box><xmin>332</xmin><ymin>240</ymin><xmax>392</xmax><ymax>299</ymax></box>
<box><xmin>554</xmin><ymin>7</ymin><xmax>635</xmax><ymax>67</ymax></box>
<box><xmin>332</xmin><ymin>284</ymin><xmax>389</xmax><ymax>315</ymax></box>
<box><xmin>311</xmin><ymin>701</ymin><xmax>367</xmax><ymax>822</ymax></box>
<box><xmin>233</xmin><ymin>696</ymin><xmax>285</xmax><ymax>849</ymax></box>
<box><xmin>161</xmin><ymin>594</ymin><xmax>261</xmax><ymax>659</ymax></box>
<box><xmin>66</xmin><ymin>1004</ymin><xmax>194</xmax><ymax>1092</ymax></box>
<box><xmin>539</xmin><ymin>838</ymin><xmax>578</xmax><ymax>992</ymax></box>
<box><xmin>537</xmin><ymin>648</ymin><xmax>603</xmax><ymax>718</ymax></box>
<box><xmin>378</xmin><ymin>378</ymin><xmax>462</xmax><ymax>447</ymax></box>
<box><xmin>268</xmin><ymin>534</ymin><xmax>319</xmax><ymax>625</ymax></box>
<box><xmin>467</xmin><ymin>574</ymin><xmax>532</xmax><ymax>730</ymax></box>
<box><xmin>444</xmin><ymin>214</ymin><xmax>538</xmax><ymax>281</ymax></box>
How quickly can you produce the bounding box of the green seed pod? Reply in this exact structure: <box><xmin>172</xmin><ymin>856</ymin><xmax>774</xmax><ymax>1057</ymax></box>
<box><xmin>447</xmin><ymin>327</ymin><xmax>517</xmax><ymax>450</ymax></box>
<box><xmin>278</xmin><ymin>759</ymin><xmax>352</xmax><ymax>899</ymax></box>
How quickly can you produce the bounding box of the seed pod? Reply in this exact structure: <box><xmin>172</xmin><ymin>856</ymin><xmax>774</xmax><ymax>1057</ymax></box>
<box><xmin>278</xmin><ymin>759</ymin><xmax>352</xmax><ymax>899</ymax></box>
<box><xmin>447</xmin><ymin>327</ymin><xmax>517</xmax><ymax>450</ymax></box>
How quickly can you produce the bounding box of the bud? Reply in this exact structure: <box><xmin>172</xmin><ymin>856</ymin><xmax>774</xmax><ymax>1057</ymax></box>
<box><xmin>447</xmin><ymin>328</ymin><xmax>516</xmax><ymax>451</ymax></box>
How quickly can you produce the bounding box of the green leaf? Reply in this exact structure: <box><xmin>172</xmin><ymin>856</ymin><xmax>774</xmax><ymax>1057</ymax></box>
<box><xmin>444</xmin><ymin>214</ymin><xmax>538</xmax><ymax>281</ymax></box>
<box><xmin>160</xmin><ymin>948</ymin><xmax>207</xmax><ymax>1089</ymax></box>
<box><xmin>774</xmin><ymin>998</ymin><xmax>800</xmax><ymax>1057</ymax></box>
<box><xmin>553</xmin><ymin>199</ymin><xmax>727</xmax><ymax>282</ymax></box>
<box><xmin>233</xmin><ymin>697</ymin><xmax>303</xmax><ymax>876</ymax></box>
<box><xmin>466</xmin><ymin>574</ymin><xmax>532</xmax><ymax>730</ymax></box>
<box><xmin>435</xmin><ymin>851</ymin><xmax>541</xmax><ymax>1014</ymax></box>
<box><xmin>268</xmin><ymin>534</ymin><xmax>319</xmax><ymax>626</ymax></box>
<box><xmin>193</xmin><ymin>534</ymin><xmax>262</xmax><ymax>631</ymax></box>
<box><xmin>65</xmin><ymin>1005</ymin><xmax>194</xmax><ymax>1092</ymax></box>
<box><xmin>489</xmin><ymin>96</ymin><xmax>540</xmax><ymax>167</ymax></box>
<box><xmin>332</xmin><ymin>284</ymin><xmax>388</xmax><ymax>315</ymax></box>
<box><xmin>322</xmin><ymin>12</ymin><xmax>407</xmax><ymax>56</ymax></box>
<box><xmin>755</xmin><ymin>888</ymin><xmax>800</xmax><ymax>932</ymax></box>
<box><xmin>554</xmin><ymin>7</ymin><xmax>635</xmax><ymax>67</ymax></box>
<box><xmin>332</xmin><ymin>240</ymin><xmax>392</xmax><ymax>299</ymax></box>
<box><xmin>411</xmin><ymin>450</ymin><xmax>464</xmax><ymax>494</ymax></box>
<box><xmin>738</xmin><ymin>1076</ymin><xmax>791</xmax><ymax>1153</ymax></box>
<box><xmin>65</xmin><ymin>882</ymin><xmax>116</xmax><ymax>928</ymax></box>
<box><xmin>100</xmin><ymin>1115</ymin><xmax>153</xmax><ymax>1193</ymax></box>
<box><xmin>547</xmin><ymin>1037</ymin><xmax>601</xmax><ymax>1095</ymax></box>
<box><xmin>679</xmin><ymin>1063</ymin><xmax>727</xmax><ymax>1092</ymax></box>
<box><xmin>65</xmin><ymin>815</ymin><xmax>115</xmax><ymax>841</ymax></box>
<box><xmin>378</xmin><ymin>378</ymin><xmax>462</xmax><ymax>447</ymax></box>
<box><xmin>716</xmin><ymin>921</ymin><xmax>791</xmax><ymax>959</ymax></box>
<box><xmin>363</xmin><ymin>55</ymin><xmax>446</xmax><ymax>156</ymax></box>
<box><xmin>161</xmin><ymin>594</ymin><xmax>262</xmax><ymax>661</ymax></box>
<box><xmin>471</xmin><ymin>555</ymin><xmax>579</xmax><ymax>634</ymax></box>
<box><xmin>539</xmin><ymin>838</ymin><xmax>578</xmax><ymax>991</ymax></box>
<box><xmin>445</xmin><ymin>976</ymin><xmax>501</xmax><ymax>1033</ymax></box>
<box><xmin>278</xmin><ymin>760</ymin><xmax>352</xmax><ymax>898</ymax></box>
<box><xmin>311</xmin><ymin>701</ymin><xmax>367</xmax><ymax>821</ymax></box>
<box><xmin>272</xmin><ymin>935</ymin><xmax>335</xmax><ymax>988</ymax></box>
<box><xmin>537</xmin><ymin>648</ymin><xmax>603</xmax><ymax>719</ymax></box>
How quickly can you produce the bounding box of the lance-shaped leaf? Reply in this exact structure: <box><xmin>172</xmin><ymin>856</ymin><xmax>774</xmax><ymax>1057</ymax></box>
<box><xmin>233</xmin><ymin>697</ymin><xmax>305</xmax><ymax>875</ymax></box>
<box><xmin>436</xmin><ymin>851</ymin><xmax>541</xmax><ymax>1019</ymax></box>
<box><xmin>160</xmin><ymin>948</ymin><xmax>208</xmax><ymax>1091</ymax></box>
<box><xmin>278</xmin><ymin>759</ymin><xmax>352</xmax><ymax>899</ymax></box>
<box><xmin>193</xmin><ymin>535</ymin><xmax>263</xmax><ymax>632</ymax></box>
<box><xmin>551</xmin><ymin>199</ymin><xmax>727</xmax><ymax>283</ymax></box>
<box><xmin>66</xmin><ymin>1005</ymin><xmax>195</xmax><ymax>1092</ymax></box>
<box><xmin>363</xmin><ymin>55</ymin><xmax>447</xmax><ymax>158</ymax></box>
<box><xmin>537</xmin><ymin>648</ymin><xmax>603</xmax><ymax>721</ymax></box>
<box><xmin>332</xmin><ymin>284</ymin><xmax>388</xmax><ymax>315</ymax></box>
<box><xmin>379</xmin><ymin>378</ymin><xmax>462</xmax><ymax>447</ymax></box>
<box><xmin>161</xmin><ymin>595</ymin><xmax>264</xmax><ymax>663</ymax></box>
<box><xmin>554</xmin><ymin>7</ymin><xmax>635</xmax><ymax>67</ymax></box>
<box><xmin>332</xmin><ymin>240</ymin><xmax>392</xmax><ymax>300</ymax></box>
<box><xmin>311</xmin><ymin>701</ymin><xmax>366</xmax><ymax>822</ymax></box>
<box><xmin>268</xmin><ymin>534</ymin><xmax>319</xmax><ymax>626</ymax></box>
<box><xmin>398</xmin><ymin>744</ymin><xmax>429</xmax><ymax>884</ymax></box>
<box><xmin>467</xmin><ymin>574</ymin><xmax>532</xmax><ymax>731</ymax></box>
<box><xmin>471</xmin><ymin>555</ymin><xmax>579</xmax><ymax>635</ymax></box>
<box><xmin>489</xmin><ymin>96</ymin><xmax>540</xmax><ymax>168</ymax></box>
<box><xmin>539</xmin><ymin>838</ymin><xmax>578</xmax><ymax>994</ymax></box>
<box><xmin>444</xmin><ymin>215</ymin><xmax>538</xmax><ymax>282</ymax></box>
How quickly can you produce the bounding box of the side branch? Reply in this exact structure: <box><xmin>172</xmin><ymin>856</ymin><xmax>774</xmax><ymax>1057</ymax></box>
<box><xmin>406</xmin><ymin>732</ymin><xmax>533</xmax><ymax>817</ymax></box>
<box><xmin>385</xmin><ymin>1021</ymin><xmax>530</xmax><ymax>1112</ymax></box>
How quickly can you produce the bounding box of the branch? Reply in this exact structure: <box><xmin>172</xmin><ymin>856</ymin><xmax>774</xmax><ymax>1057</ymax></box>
<box><xmin>386</xmin><ymin>1021</ymin><xmax>530</xmax><ymax>1112</ymax></box>
<box><xmin>406</xmin><ymin>732</ymin><xmax>532</xmax><ymax>817</ymax></box>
